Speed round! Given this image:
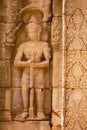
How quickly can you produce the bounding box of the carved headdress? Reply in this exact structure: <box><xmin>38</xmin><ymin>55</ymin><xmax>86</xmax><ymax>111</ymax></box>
<box><xmin>25</xmin><ymin>15</ymin><xmax>41</xmax><ymax>33</ymax></box>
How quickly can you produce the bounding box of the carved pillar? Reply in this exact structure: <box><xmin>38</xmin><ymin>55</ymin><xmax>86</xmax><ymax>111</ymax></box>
<box><xmin>63</xmin><ymin>0</ymin><xmax>87</xmax><ymax>129</ymax></box>
<box><xmin>51</xmin><ymin>0</ymin><xmax>62</xmax><ymax>130</ymax></box>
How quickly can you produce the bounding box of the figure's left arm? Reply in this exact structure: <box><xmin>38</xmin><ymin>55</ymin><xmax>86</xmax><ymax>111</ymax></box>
<box><xmin>33</xmin><ymin>42</ymin><xmax>51</xmax><ymax>68</ymax></box>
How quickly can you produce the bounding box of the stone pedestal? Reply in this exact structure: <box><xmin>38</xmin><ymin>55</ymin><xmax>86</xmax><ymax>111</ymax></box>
<box><xmin>0</xmin><ymin>121</ymin><xmax>51</xmax><ymax>130</ymax></box>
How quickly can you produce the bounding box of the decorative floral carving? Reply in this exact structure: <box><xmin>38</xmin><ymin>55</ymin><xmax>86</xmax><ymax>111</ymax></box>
<box><xmin>65</xmin><ymin>3</ymin><xmax>87</xmax><ymax>129</ymax></box>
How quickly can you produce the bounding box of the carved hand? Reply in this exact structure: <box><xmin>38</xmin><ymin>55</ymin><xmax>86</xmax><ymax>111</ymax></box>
<box><xmin>27</xmin><ymin>59</ymin><xmax>33</xmax><ymax>64</ymax></box>
<box><xmin>30</xmin><ymin>62</ymin><xmax>37</xmax><ymax>68</ymax></box>
<box><xmin>30</xmin><ymin>60</ymin><xmax>49</xmax><ymax>68</ymax></box>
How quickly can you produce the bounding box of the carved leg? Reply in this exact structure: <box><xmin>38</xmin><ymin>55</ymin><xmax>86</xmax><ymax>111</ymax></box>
<box><xmin>15</xmin><ymin>85</ymin><xmax>29</xmax><ymax>121</ymax></box>
<box><xmin>29</xmin><ymin>88</ymin><xmax>35</xmax><ymax>118</ymax></box>
<box><xmin>22</xmin><ymin>85</ymin><xmax>29</xmax><ymax>112</ymax></box>
<box><xmin>35</xmin><ymin>88</ymin><xmax>45</xmax><ymax>119</ymax></box>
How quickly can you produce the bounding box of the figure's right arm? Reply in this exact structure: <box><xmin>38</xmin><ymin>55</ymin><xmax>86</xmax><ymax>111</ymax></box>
<box><xmin>14</xmin><ymin>46</ymin><xmax>31</xmax><ymax>68</ymax></box>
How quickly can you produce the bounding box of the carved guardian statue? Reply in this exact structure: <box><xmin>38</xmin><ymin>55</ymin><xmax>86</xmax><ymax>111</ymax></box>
<box><xmin>14</xmin><ymin>15</ymin><xmax>51</xmax><ymax>120</ymax></box>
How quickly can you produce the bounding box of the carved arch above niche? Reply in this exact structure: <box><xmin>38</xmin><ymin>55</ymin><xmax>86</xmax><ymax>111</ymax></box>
<box><xmin>19</xmin><ymin>2</ymin><xmax>51</xmax><ymax>23</ymax></box>
<box><xmin>20</xmin><ymin>7</ymin><xmax>44</xmax><ymax>24</ymax></box>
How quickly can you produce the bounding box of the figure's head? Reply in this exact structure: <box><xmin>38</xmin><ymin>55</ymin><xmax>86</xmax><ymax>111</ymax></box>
<box><xmin>26</xmin><ymin>15</ymin><xmax>41</xmax><ymax>41</ymax></box>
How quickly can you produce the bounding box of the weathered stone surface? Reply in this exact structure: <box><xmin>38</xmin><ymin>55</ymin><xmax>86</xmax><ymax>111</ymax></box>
<box><xmin>0</xmin><ymin>111</ymin><xmax>11</xmax><ymax>121</ymax></box>
<box><xmin>0</xmin><ymin>88</ymin><xmax>11</xmax><ymax>121</ymax></box>
<box><xmin>51</xmin><ymin>7</ymin><xmax>62</xmax><ymax>130</ymax></box>
<box><xmin>0</xmin><ymin>24</ymin><xmax>6</xmax><ymax>60</ymax></box>
<box><xmin>65</xmin><ymin>9</ymin><xmax>87</xmax><ymax>51</ymax></box>
<box><xmin>5</xmin><ymin>0</ymin><xmax>23</xmax><ymax>23</ymax></box>
<box><xmin>0</xmin><ymin>23</ymin><xmax>15</xmax><ymax>60</ymax></box>
<box><xmin>66</xmin><ymin>51</ymin><xmax>87</xmax><ymax>89</ymax></box>
<box><xmin>5</xmin><ymin>60</ymin><xmax>11</xmax><ymax>87</ymax></box>
<box><xmin>53</xmin><ymin>0</ymin><xmax>62</xmax><ymax>16</ymax></box>
<box><xmin>65</xmin><ymin>0</ymin><xmax>87</xmax><ymax>15</ymax></box>
<box><xmin>0</xmin><ymin>121</ymin><xmax>51</xmax><ymax>130</ymax></box>
<box><xmin>0</xmin><ymin>1</ymin><xmax>6</xmax><ymax>23</ymax></box>
<box><xmin>0</xmin><ymin>60</ymin><xmax>5</xmax><ymax>87</ymax></box>
<box><xmin>52</xmin><ymin>125</ymin><xmax>61</xmax><ymax>130</ymax></box>
<box><xmin>5</xmin><ymin>44</ymin><xmax>14</xmax><ymax>59</ymax></box>
<box><xmin>52</xmin><ymin>51</ymin><xmax>62</xmax><ymax>88</ymax></box>
<box><xmin>6</xmin><ymin>23</ymin><xmax>17</xmax><ymax>44</ymax></box>
<box><xmin>12</xmin><ymin>88</ymin><xmax>24</xmax><ymax>118</ymax></box>
<box><xmin>65</xmin><ymin>89</ymin><xmax>87</xmax><ymax>130</ymax></box>
<box><xmin>0</xmin><ymin>88</ymin><xmax>4</xmax><ymax>110</ymax></box>
<box><xmin>52</xmin><ymin>88</ymin><xmax>62</xmax><ymax>127</ymax></box>
<box><xmin>51</xmin><ymin>17</ymin><xmax>62</xmax><ymax>46</ymax></box>
<box><xmin>51</xmin><ymin>16</ymin><xmax>62</xmax><ymax>88</ymax></box>
<box><xmin>0</xmin><ymin>60</ymin><xmax>11</xmax><ymax>87</ymax></box>
<box><xmin>5</xmin><ymin>88</ymin><xmax>11</xmax><ymax>110</ymax></box>
<box><xmin>64</xmin><ymin>0</ymin><xmax>87</xmax><ymax>129</ymax></box>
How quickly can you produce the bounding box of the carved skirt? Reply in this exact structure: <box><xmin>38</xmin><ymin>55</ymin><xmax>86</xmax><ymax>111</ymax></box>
<box><xmin>21</xmin><ymin>68</ymin><xmax>45</xmax><ymax>88</ymax></box>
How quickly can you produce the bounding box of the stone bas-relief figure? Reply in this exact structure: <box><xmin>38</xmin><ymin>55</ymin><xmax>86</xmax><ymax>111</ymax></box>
<box><xmin>14</xmin><ymin>15</ymin><xmax>51</xmax><ymax>121</ymax></box>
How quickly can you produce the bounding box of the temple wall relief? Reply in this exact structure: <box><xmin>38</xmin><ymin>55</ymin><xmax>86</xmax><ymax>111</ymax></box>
<box><xmin>63</xmin><ymin>0</ymin><xmax>87</xmax><ymax>129</ymax></box>
<box><xmin>1</xmin><ymin>0</ymin><xmax>87</xmax><ymax>130</ymax></box>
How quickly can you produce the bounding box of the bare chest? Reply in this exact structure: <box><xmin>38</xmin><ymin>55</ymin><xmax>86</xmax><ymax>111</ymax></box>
<box><xmin>23</xmin><ymin>44</ymin><xmax>43</xmax><ymax>59</ymax></box>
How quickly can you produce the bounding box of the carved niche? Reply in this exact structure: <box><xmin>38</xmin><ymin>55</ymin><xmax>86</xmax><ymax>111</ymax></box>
<box><xmin>11</xmin><ymin>5</ymin><xmax>52</xmax><ymax>121</ymax></box>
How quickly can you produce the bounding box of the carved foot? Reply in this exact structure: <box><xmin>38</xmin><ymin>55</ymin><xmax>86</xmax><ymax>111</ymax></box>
<box><xmin>15</xmin><ymin>112</ymin><xmax>29</xmax><ymax>121</ymax></box>
<box><xmin>37</xmin><ymin>112</ymin><xmax>45</xmax><ymax>119</ymax></box>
